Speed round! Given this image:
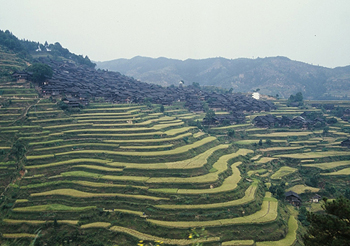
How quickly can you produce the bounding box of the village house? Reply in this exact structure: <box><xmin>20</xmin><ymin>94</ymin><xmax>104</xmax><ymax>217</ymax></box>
<box><xmin>285</xmin><ymin>191</ymin><xmax>302</xmax><ymax>207</ymax></box>
<box><xmin>310</xmin><ymin>194</ymin><xmax>322</xmax><ymax>203</ymax></box>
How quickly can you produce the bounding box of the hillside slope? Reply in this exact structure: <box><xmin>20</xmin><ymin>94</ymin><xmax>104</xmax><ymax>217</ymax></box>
<box><xmin>96</xmin><ymin>56</ymin><xmax>350</xmax><ymax>100</ymax></box>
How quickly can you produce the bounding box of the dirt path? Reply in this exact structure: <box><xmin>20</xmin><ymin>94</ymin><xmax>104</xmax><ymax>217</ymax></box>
<box><xmin>9</xmin><ymin>98</ymin><xmax>42</xmax><ymax>126</ymax></box>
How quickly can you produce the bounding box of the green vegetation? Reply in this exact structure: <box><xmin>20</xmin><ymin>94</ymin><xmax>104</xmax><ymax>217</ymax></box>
<box><xmin>320</xmin><ymin>168</ymin><xmax>350</xmax><ymax>176</ymax></box>
<box><xmin>303</xmin><ymin>197</ymin><xmax>350</xmax><ymax>245</ymax></box>
<box><xmin>80</xmin><ymin>222</ymin><xmax>111</xmax><ymax>228</ymax></box>
<box><xmin>109</xmin><ymin>226</ymin><xmax>220</xmax><ymax>245</ymax></box>
<box><xmin>287</xmin><ymin>92</ymin><xmax>303</xmax><ymax>107</ymax></box>
<box><xmin>156</xmin><ymin>182</ymin><xmax>258</xmax><ymax>209</ymax></box>
<box><xmin>13</xmin><ymin>204</ymin><xmax>96</xmax><ymax>212</ymax></box>
<box><xmin>286</xmin><ymin>185</ymin><xmax>320</xmax><ymax>194</ymax></box>
<box><xmin>3</xmin><ymin>219</ymin><xmax>78</xmax><ymax>225</ymax></box>
<box><xmin>271</xmin><ymin>166</ymin><xmax>297</xmax><ymax>180</ymax></box>
<box><xmin>147</xmin><ymin>194</ymin><xmax>278</xmax><ymax>228</ymax></box>
<box><xmin>256</xmin><ymin>216</ymin><xmax>297</xmax><ymax>246</ymax></box>
<box><xmin>1</xmin><ymin>76</ymin><xmax>350</xmax><ymax>246</ymax></box>
<box><xmin>275</xmin><ymin>151</ymin><xmax>350</xmax><ymax>159</ymax></box>
<box><xmin>303</xmin><ymin>160</ymin><xmax>350</xmax><ymax>170</ymax></box>
<box><xmin>30</xmin><ymin>188</ymin><xmax>168</xmax><ymax>200</ymax></box>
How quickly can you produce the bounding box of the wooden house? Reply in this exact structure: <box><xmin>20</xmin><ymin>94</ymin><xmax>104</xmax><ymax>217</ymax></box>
<box><xmin>285</xmin><ymin>191</ymin><xmax>302</xmax><ymax>207</ymax></box>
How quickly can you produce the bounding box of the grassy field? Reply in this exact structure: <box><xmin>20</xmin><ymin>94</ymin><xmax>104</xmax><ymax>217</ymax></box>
<box><xmin>275</xmin><ymin>151</ymin><xmax>350</xmax><ymax>159</ymax></box>
<box><xmin>302</xmin><ymin>160</ymin><xmax>350</xmax><ymax>170</ymax></box>
<box><xmin>32</xmin><ymin>143</ymin><xmax>120</xmax><ymax>152</ymax></box>
<box><xmin>80</xmin><ymin>222</ymin><xmax>111</xmax><ymax>229</ymax></box>
<box><xmin>252</xmin><ymin>132</ymin><xmax>313</xmax><ymax>138</ymax></box>
<box><xmin>321</xmin><ymin>168</ymin><xmax>350</xmax><ymax>176</ymax></box>
<box><xmin>248</xmin><ymin>169</ymin><xmax>267</xmax><ymax>177</ymax></box>
<box><xmin>254</xmin><ymin>157</ymin><xmax>277</xmax><ymax>164</ymax></box>
<box><xmin>147</xmin><ymin>149</ymin><xmax>252</xmax><ymax>184</ymax></box>
<box><xmin>39</xmin><ymin>136</ymin><xmax>216</xmax><ymax>158</ymax></box>
<box><xmin>69</xmin><ymin>165</ymin><xmax>123</xmax><ymax>172</ymax></box>
<box><xmin>259</xmin><ymin>146</ymin><xmax>304</xmax><ymax>152</ymax></box>
<box><xmin>234</xmin><ymin>140</ymin><xmax>287</xmax><ymax>145</ymax></box>
<box><xmin>102</xmin><ymin>132</ymin><xmax>192</xmax><ymax>144</ymax></box>
<box><xmin>147</xmin><ymin>194</ymin><xmax>278</xmax><ymax>228</ymax></box>
<box><xmin>271</xmin><ymin>166</ymin><xmax>297</xmax><ymax>180</ymax></box>
<box><xmin>1</xmin><ymin>233</ymin><xmax>37</xmax><ymax>238</ymax></box>
<box><xmin>155</xmin><ymin>182</ymin><xmax>258</xmax><ymax>209</ymax></box>
<box><xmin>30</xmin><ymin>188</ymin><xmax>168</xmax><ymax>200</ymax></box>
<box><xmin>12</xmin><ymin>204</ymin><xmax>96</xmax><ymax>212</ymax></box>
<box><xmin>3</xmin><ymin>219</ymin><xmax>78</xmax><ymax>225</ymax></box>
<box><xmin>4</xmin><ymin>92</ymin><xmax>343</xmax><ymax>244</ymax></box>
<box><xmin>26</xmin><ymin>158</ymin><xmax>110</xmax><ymax>169</ymax></box>
<box><xmin>286</xmin><ymin>185</ymin><xmax>320</xmax><ymax>194</ymax></box>
<box><xmin>109</xmin><ymin>226</ymin><xmax>221</xmax><ymax>245</ymax></box>
<box><xmin>119</xmin><ymin>144</ymin><xmax>228</xmax><ymax>170</ymax></box>
<box><xmin>176</xmin><ymin>161</ymin><xmax>245</xmax><ymax>194</ymax></box>
<box><xmin>53</xmin><ymin>171</ymin><xmax>150</xmax><ymax>182</ymax></box>
<box><xmin>222</xmin><ymin>240</ymin><xmax>255</xmax><ymax>246</ymax></box>
<box><xmin>255</xmin><ymin>216</ymin><xmax>297</xmax><ymax>246</ymax></box>
<box><xmin>20</xmin><ymin>180</ymin><xmax>147</xmax><ymax>189</ymax></box>
<box><xmin>164</xmin><ymin>126</ymin><xmax>196</xmax><ymax>136</ymax></box>
<box><xmin>118</xmin><ymin>144</ymin><xmax>173</xmax><ymax>150</ymax></box>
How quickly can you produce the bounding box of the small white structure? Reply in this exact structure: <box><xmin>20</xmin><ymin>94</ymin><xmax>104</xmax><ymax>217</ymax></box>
<box><xmin>252</xmin><ymin>92</ymin><xmax>260</xmax><ymax>100</ymax></box>
<box><xmin>311</xmin><ymin>194</ymin><xmax>322</xmax><ymax>203</ymax></box>
<box><xmin>179</xmin><ymin>80</ymin><xmax>184</xmax><ymax>88</ymax></box>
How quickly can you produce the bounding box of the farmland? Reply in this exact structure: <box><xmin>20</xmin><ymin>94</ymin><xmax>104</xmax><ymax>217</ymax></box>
<box><xmin>1</xmin><ymin>77</ymin><xmax>350</xmax><ymax>246</ymax></box>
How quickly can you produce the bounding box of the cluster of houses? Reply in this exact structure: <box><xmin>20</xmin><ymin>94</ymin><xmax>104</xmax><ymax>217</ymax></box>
<box><xmin>253</xmin><ymin>113</ymin><xmax>328</xmax><ymax>129</ymax></box>
<box><xmin>285</xmin><ymin>191</ymin><xmax>322</xmax><ymax>207</ymax></box>
<box><xmin>16</xmin><ymin>58</ymin><xmax>275</xmax><ymax>124</ymax></box>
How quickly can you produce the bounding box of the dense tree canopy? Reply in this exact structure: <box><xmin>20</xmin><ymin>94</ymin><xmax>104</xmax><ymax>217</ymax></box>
<box><xmin>27</xmin><ymin>63</ymin><xmax>53</xmax><ymax>83</ymax></box>
<box><xmin>287</xmin><ymin>92</ymin><xmax>304</xmax><ymax>107</ymax></box>
<box><xmin>303</xmin><ymin>197</ymin><xmax>350</xmax><ymax>245</ymax></box>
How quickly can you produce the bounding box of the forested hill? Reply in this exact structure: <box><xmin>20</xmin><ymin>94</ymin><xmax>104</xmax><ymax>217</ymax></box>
<box><xmin>96</xmin><ymin>56</ymin><xmax>350</xmax><ymax>100</ymax></box>
<box><xmin>0</xmin><ymin>30</ymin><xmax>95</xmax><ymax>68</ymax></box>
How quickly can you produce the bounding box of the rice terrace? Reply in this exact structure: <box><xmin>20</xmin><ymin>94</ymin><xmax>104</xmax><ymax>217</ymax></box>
<box><xmin>1</xmin><ymin>29</ymin><xmax>350</xmax><ymax>246</ymax></box>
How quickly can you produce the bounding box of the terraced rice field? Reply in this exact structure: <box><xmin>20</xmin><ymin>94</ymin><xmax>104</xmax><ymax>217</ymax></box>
<box><xmin>255</xmin><ymin>216</ymin><xmax>297</xmax><ymax>246</ymax></box>
<box><xmin>2</xmin><ymin>92</ymin><xmax>350</xmax><ymax>245</ymax></box>
<box><xmin>275</xmin><ymin>151</ymin><xmax>350</xmax><ymax>159</ymax></box>
<box><xmin>321</xmin><ymin>168</ymin><xmax>350</xmax><ymax>176</ymax></box>
<box><xmin>271</xmin><ymin>166</ymin><xmax>297</xmax><ymax>180</ymax></box>
<box><xmin>147</xmin><ymin>193</ymin><xmax>278</xmax><ymax>228</ymax></box>
<box><xmin>286</xmin><ymin>185</ymin><xmax>320</xmax><ymax>194</ymax></box>
<box><xmin>2</xmin><ymin>100</ymin><xmax>288</xmax><ymax>244</ymax></box>
<box><xmin>302</xmin><ymin>160</ymin><xmax>350</xmax><ymax>170</ymax></box>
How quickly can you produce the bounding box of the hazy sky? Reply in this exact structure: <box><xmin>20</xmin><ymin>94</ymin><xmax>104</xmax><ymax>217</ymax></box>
<box><xmin>1</xmin><ymin>0</ymin><xmax>349</xmax><ymax>67</ymax></box>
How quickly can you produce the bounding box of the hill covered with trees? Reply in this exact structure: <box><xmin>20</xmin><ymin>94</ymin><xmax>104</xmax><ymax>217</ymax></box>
<box><xmin>96</xmin><ymin>56</ymin><xmax>350</xmax><ymax>100</ymax></box>
<box><xmin>1</xmin><ymin>28</ymin><xmax>350</xmax><ymax>246</ymax></box>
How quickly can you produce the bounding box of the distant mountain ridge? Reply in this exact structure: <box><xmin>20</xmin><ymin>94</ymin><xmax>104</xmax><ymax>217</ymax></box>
<box><xmin>96</xmin><ymin>56</ymin><xmax>350</xmax><ymax>100</ymax></box>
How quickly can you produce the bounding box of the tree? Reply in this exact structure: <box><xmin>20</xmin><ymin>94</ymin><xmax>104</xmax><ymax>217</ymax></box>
<box><xmin>228</xmin><ymin>129</ymin><xmax>235</xmax><ymax>138</ymax></box>
<box><xmin>322</xmin><ymin>126</ymin><xmax>329</xmax><ymax>136</ymax></box>
<box><xmin>192</xmin><ymin>82</ymin><xmax>201</xmax><ymax>89</ymax></box>
<box><xmin>287</xmin><ymin>92</ymin><xmax>304</xmax><ymax>107</ymax></box>
<box><xmin>27</xmin><ymin>63</ymin><xmax>53</xmax><ymax>83</ymax></box>
<box><xmin>303</xmin><ymin>197</ymin><xmax>350</xmax><ymax>245</ymax></box>
<box><xmin>203</xmin><ymin>110</ymin><xmax>216</xmax><ymax>125</ymax></box>
<box><xmin>295</xmin><ymin>92</ymin><xmax>303</xmax><ymax>102</ymax></box>
<box><xmin>160</xmin><ymin>104</ymin><xmax>164</xmax><ymax>113</ymax></box>
<box><xmin>345</xmin><ymin>188</ymin><xmax>350</xmax><ymax>200</ymax></box>
<box><xmin>298</xmin><ymin>206</ymin><xmax>310</xmax><ymax>226</ymax></box>
<box><xmin>269</xmin><ymin>183</ymin><xmax>285</xmax><ymax>200</ymax></box>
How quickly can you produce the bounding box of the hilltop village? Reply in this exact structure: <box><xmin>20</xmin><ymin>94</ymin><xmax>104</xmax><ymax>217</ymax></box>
<box><xmin>2</xmin><ymin>30</ymin><xmax>350</xmax><ymax>246</ymax></box>
<box><xmin>28</xmin><ymin>58</ymin><xmax>276</xmax><ymax>124</ymax></box>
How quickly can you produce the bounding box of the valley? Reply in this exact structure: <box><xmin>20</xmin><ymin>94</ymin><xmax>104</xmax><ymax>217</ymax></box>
<box><xmin>1</xmin><ymin>30</ymin><xmax>350</xmax><ymax>246</ymax></box>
